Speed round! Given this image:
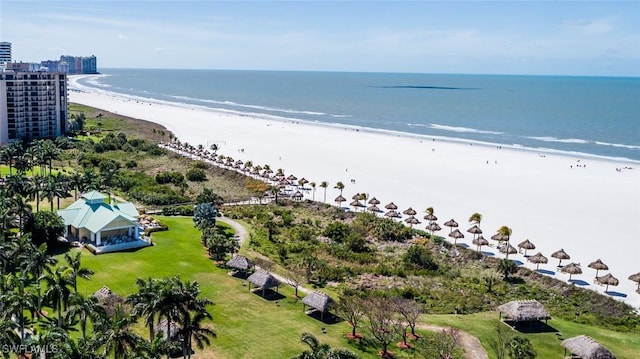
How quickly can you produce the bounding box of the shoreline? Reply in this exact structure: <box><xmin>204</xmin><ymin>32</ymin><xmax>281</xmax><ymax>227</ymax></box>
<box><xmin>71</xmin><ymin>74</ymin><xmax>640</xmax><ymax>165</ymax></box>
<box><xmin>68</xmin><ymin>75</ymin><xmax>640</xmax><ymax>308</ymax></box>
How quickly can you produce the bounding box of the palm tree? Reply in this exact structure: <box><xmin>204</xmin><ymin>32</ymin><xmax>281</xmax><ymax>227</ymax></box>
<box><xmin>334</xmin><ymin>181</ymin><xmax>345</xmax><ymax>196</ymax></box>
<box><xmin>42</xmin><ymin>266</ymin><xmax>74</xmax><ymax>327</ymax></box>
<box><xmin>42</xmin><ymin>176</ymin><xmax>60</xmax><ymax>211</ymax></box>
<box><xmin>1</xmin><ymin>274</ymin><xmax>36</xmax><ymax>343</ymax></box>
<box><xmin>66</xmin><ymin>293</ymin><xmax>106</xmax><ymax>340</ymax></box>
<box><xmin>69</xmin><ymin>172</ymin><xmax>84</xmax><ymax>200</ymax></box>
<box><xmin>53</xmin><ymin>172</ymin><xmax>71</xmax><ymax>209</ymax></box>
<box><xmin>469</xmin><ymin>212</ymin><xmax>482</xmax><ymax>226</ymax></box>
<box><xmin>26</xmin><ymin>321</ymin><xmax>70</xmax><ymax>358</ymax></box>
<box><xmin>497</xmin><ymin>226</ymin><xmax>513</xmax><ymax>259</ymax></box>
<box><xmin>126</xmin><ymin>278</ymin><xmax>162</xmax><ymax>341</ymax></box>
<box><xmin>10</xmin><ymin>194</ymin><xmax>32</xmax><ymax>233</ymax></box>
<box><xmin>20</xmin><ymin>241</ymin><xmax>57</xmax><ymax>316</ymax></box>
<box><xmin>64</xmin><ymin>251</ymin><xmax>94</xmax><ymax>292</ymax></box>
<box><xmin>30</xmin><ymin>175</ymin><xmax>46</xmax><ymax>212</ymax></box>
<box><xmin>291</xmin><ymin>332</ymin><xmax>357</xmax><ymax>359</ymax></box>
<box><xmin>0</xmin><ymin>318</ymin><xmax>19</xmax><ymax>355</ymax></box>
<box><xmin>319</xmin><ymin>181</ymin><xmax>328</xmax><ymax>203</ymax></box>
<box><xmin>179</xmin><ymin>311</ymin><xmax>216</xmax><ymax>359</ymax></box>
<box><xmin>310</xmin><ymin>182</ymin><xmax>316</xmax><ymax>201</ymax></box>
<box><xmin>94</xmin><ymin>304</ymin><xmax>143</xmax><ymax>359</ymax></box>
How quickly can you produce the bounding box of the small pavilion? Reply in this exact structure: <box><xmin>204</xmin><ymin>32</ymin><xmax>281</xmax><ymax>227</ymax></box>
<box><xmin>302</xmin><ymin>291</ymin><xmax>334</xmax><ymax>321</ymax></box>
<box><xmin>561</xmin><ymin>335</ymin><xmax>616</xmax><ymax>359</ymax></box>
<box><xmin>58</xmin><ymin>191</ymin><xmax>149</xmax><ymax>253</ymax></box>
<box><xmin>226</xmin><ymin>254</ymin><xmax>254</xmax><ymax>276</ymax></box>
<box><xmin>247</xmin><ymin>270</ymin><xmax>280</xmax><ymax>297</ymax></box>
<box><xmin>497</xmin><ymin>299</ymin><xmax>551</xmax><ymax>329</ymax></box>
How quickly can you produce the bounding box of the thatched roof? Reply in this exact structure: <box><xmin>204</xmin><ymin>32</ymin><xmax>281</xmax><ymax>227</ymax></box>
<box><xmin>562</xmin><ymin>335</ymin><xmax>616</xmax><ymax>359</ymax></box>
<box><xmin>247</xmin><ymin>271</ymin><xmax>280</xmax><ymax>289</ymax></box>
<box><xmin>302</xmin><ymin>292</ymin><xmax>334</xmax><ymax>313</ymax></box>
<box><xmin>588</xmin><ymin>259</ymin><xmax>609</xmax><ymax>271</ymax></box>
<box><xmin>93</xmin><ymin>286</ymin><xmax>123</xmax><ymax>316</ymax></box>
<box><xmin>226</xmin><ymin>254</ymin><xmax>254</xmax><ymax>271</ymax></box>
<box><xmin>497</xmin><ymin>300</ymin><xmax>551</xmax><ymax>322</ymax></box>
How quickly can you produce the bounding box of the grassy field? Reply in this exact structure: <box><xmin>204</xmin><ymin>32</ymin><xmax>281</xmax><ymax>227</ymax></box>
<box><xmin>66</xmin><ymin>215</ymin><xmax>640</xmax><ymax>359</ymax></box>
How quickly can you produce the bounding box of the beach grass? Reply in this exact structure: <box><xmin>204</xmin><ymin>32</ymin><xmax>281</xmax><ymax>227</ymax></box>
<box><xmin>68</xmin><ymin>215</ymin><xmax>640</xmax><ymax>358</ymax></box>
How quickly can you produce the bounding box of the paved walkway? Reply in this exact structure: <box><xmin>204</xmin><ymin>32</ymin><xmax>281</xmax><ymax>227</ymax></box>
<box><xmin>218</xmin><ymin>216</ymin><xmax>487</xmax><ymax>359</ymax></box>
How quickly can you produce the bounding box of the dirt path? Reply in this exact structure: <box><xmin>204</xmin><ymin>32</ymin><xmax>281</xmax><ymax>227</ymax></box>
<box><xmin>415</xmin><ymin>324</ymin><xmax>488</xmax><ymax>359</ymax></box>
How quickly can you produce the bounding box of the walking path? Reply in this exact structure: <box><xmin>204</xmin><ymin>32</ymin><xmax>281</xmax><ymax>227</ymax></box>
<box><xmin>219</xmin><ymin>215</ymin><xmax>488</xmax><ymax>358</ymax></box>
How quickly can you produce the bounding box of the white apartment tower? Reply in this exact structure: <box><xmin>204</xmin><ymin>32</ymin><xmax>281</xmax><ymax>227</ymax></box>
<box><xmin>0</xmin><ymin>42</ymin><xmax>11</xmax><ymax>68</ymax></box>
<box><xmin>0</xmin><ymin>71</ymin><xmax>68</xmax><ymax>143</ymax></box>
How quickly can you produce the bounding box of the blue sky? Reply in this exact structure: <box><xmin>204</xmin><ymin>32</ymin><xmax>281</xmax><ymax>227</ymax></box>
<box><xmin>1</xmin><ymin>1</ymin><xmax>638</xmax><ymax>76</ymax></box>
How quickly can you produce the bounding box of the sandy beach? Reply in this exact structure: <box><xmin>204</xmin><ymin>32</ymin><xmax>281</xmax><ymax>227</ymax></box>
<box><xmin>69</xmin><ymin>75</ymin><xmax>640</xmax><ymax>308</ymax></box>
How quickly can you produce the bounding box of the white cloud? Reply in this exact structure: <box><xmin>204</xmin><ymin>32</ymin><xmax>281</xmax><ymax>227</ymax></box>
<box><xmin>563</xmin><ymin>17</ymin><xmax>616</xmax><ymax>36</ymax></box>
<box><xmin>117</xmin><ymin>34</ymin><xmax>128</xmax><ymax>40</ymax></box>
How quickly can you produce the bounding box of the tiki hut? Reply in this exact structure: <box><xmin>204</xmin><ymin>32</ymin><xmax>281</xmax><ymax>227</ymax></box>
<box><xmin>596</xmin><ymin>273</ymin><xmax>619</xmax><ymax>292</ymax></box>
<box><xmin>247</xmin><ymin>271</ymin><xmax>281</xmax><ymax>297</ymax></box>
<box><xmin>551</xmin><ymin>248</ymin><xmax>571</xmax><ymax>267</ymax></box>
<box><xmin>349</xmin><ymin>199</ymin><xmax>364</xmax><ymax>211</ymax></box>
<box><xmin>404</xmin><ymin>215</ymin><xmax>420</xmax><ymax>226</ymax></box>
<box><xmin>292</xmin><ymin>190</ymin><xmax>304</xmax><ymax>201</ymax></box>
<box><xmin>426</xmin><ymin>221</ymin><xmax>442</xmax><ymax>235</ymax></box>
<box><xmin>467</xmin><ymin>225</ymin><xmax>482</xmax><ymax>238</ymax></box>
<box><xmin>560</xmin><ymin>262</ymin><xmax>583</xmax><ymax>281</ymax></box>
<box><xmin>628</xmin><ymin>272</ymin><xmax>640</xmax><ymax>290</ymax></box>
<box><xmin>334</xmin><ymin>195</ymin><xmax>347</xmax><ymax>207</ymax></box>
<box><xmin>302</xmin><ymin>292</ymin><xmax>335</xmax><ymax>321</ymax></box>
<box><xmin>588</xmin><ymin>259</ymin><xmax>609</xmax><ymax>278</ymax></box>
<box><xmin>402</xmin><ymin>207</ymin><xmax>417</xmax><ymax>216</ymax></box>
<box><xmin>384</xmin><ymin>210</ymin><xmax>400</xmax><ymax>218</ymax></box>
<box><xmin>368</xmin><ymin>197</ymin><xmax>381</xmax><ymax>205</ymax></box>
<box><xmin>367</xmin><ymin>204</ymin><xmax>381</xmax><ymax>213</ymax></box>
<box><xmin>497</xmin><ymin>300</ymin><xmax>551</xmax><ymax>328</ymax></box>
<box><xmin>561</xmin><ymin>335</ymin><xmax>616</xmax><ymax>359</ymax></box>
<box><xmin>384</xmin><ymin>202</ymin><xmax>398</xmax><ymax>210</ymax></box>
<box><xmin>423</xmin><ymin>213</ymin><xmax>438</xmax><ymax>222</ymax></box>
<box><xmin>517</xmin><ymin>239</ymin><xmax>536</xmax><ymax>257</ymax></box>
<box><xmin>226</xmin><ymin>254</ymin><xmax>254</xmax><ymax>275</ymax></box>
<box><xmin>527</xmin><ymin>252</ymin><xmax>548</xmax><ymax>270</ymax></box>
<box><xmin>444</xmin><ymin>219</ymin><xmax>459</xmax><ymax>232</ymax></box>
<box><xmin>499</xmin><ymin>244</ymin><xmax>518</xmax><ymax>258</ymax></box>
<box><xmin>93</xmin><ymin>286</ymin><xmax>123</xmax><ymax>316</ymax></box>
<box><xmin>448</xmin><ymin>228</ymin><xmax>464</xmax><ymax>245</ymax></box>
<box><xmin>472</xmin><ymin>235</ymin><xmax>489</xmax><ymax>252</ymax></box>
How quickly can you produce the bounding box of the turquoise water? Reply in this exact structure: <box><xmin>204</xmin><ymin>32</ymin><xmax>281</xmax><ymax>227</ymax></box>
<box><xmin>79</xmin><ymin>69</ymin><xmax>640</xmax><ymax>161</ymax></box>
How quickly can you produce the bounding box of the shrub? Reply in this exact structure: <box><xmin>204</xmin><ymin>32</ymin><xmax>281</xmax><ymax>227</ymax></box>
<box><xmin>186</xmin><ymin>168</ymin><xmax>207</xmax><ymax>181</ymax></box>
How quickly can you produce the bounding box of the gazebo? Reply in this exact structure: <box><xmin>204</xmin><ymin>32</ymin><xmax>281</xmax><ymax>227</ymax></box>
<box><xmin>226</xmin><ymin>254</ymin><xmax>254</xmax><ymax>276</ymax></box>
<box><xmin>497</xmin><ymin>300</ymin><xmax>551</xmax><ymax>329</ymax></box>
<box><xmin>561</xmin><ymin>335</ymin><xmax>616</xmax><ymax>359</ymax></box>
<box><xmin>302</xmin><ymin>291</ymin><xmax>334</xmax><ymax>321</ymax></box>
<box><xmin>247</xmin><ymin>271</ymin><xmax>281</xmax><ymax>297</ymax></box>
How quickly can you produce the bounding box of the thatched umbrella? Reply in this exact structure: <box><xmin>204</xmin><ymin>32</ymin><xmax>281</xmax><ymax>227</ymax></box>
<box><xmin>628</xmin><ymin>272</ymin><xmax>640</xmax><ymax>290</ymax></box>
<box><xmin>385</xmin><ymin>210</ymin><xmax>400</xmax><ymax>218</ymax></box>
<box><xmin>403</xmin><ymin>207</ymin><xmax>417</xmax><ymax>216</ymax></box>
<box><xmin>517</xmin><ymin>239</ymin><xmax>536</xmax><ymax>257</ymax></box>
<box><xmin>596</xmin><ymin>273</ymin><xmax>619</xmax><ymax>292</ymax></box>
<box><xmin>560</xmin><ymin>262</ymin><xmax>583</xmax><ymax>281</ymax></box>
<box><xmin>551</xmin><ymin>249</ymin><xmax>570</xmax><ymax>267</ymax></box>
<box><xmin>404</xmin><ymin>215</ymin><xmax>420</xmax><ymax>227</ymax></box>
<box><xmin>491</xmin><ymin>233</ymin><xmax>508</xmax><ymax>243</ymax></box>
<box><xmin>448</xmin><ymin>228</ymin><xmax>464</xmax><ymax>245</ymax></box>
<box><xmin>423</xmin><ymin>213</ymin><xmax>438</xmax><ymax>222</ymax></box>
<box><xmin>352</xmin><ymin>193</ymin><xmax>364</xmax><ymax>200</ymax></box>
<box><xmin>302</xmin><ymin>291</ymin><xmax>334</xmax><ymax>321</ymax></box>
<box><xmin>562</xmin><ymin>335</ymin><xmax>616</xmax><ymax>359</ymax></box>
<box><xmin>472</xmin><ymin>235</ymin><xmax>489</xmax><ymax>252</ymax></box>
<box><xmin>384</xmin><ymin>202</ymin><xmax>398</xmax><ymax>210</ymax></box>
<box><xmin>287</xmin><ymin>174</ymin><xmax>297</xmax><ymax>182</ymax></box>
<box><xmin>499</xmin><ymin>244</ymin><xmax>517</xmax><ymax>257</ymax></box>
<box><xmin>334</xmin><ymin>195</ymin><xmax>347</xmax><ymax>207</ymax></box>
<box><xmin>367</xmin><ymin>204</ymin><xmax>381</xmax><ymax>213</ymax></box>
<box><xmin>368</xmin><ymin>197</ymin><xmax>381</xmax><ymax>205</ymax></box>
<box><xmin>426</xmin><ymin>222</ymin><xmax>441</xmax><ymax>235</ymax></box>
<box><xmin>588</xmin><ymin>259</ymin><xmax>609</xmax><ymax>278</ymax></box>
<box><xmin>444</xmin><ymin>219</ymin><xmax>458</xmax><ymax>233</ymax></box>
<box><xmin>527</xmin><ymin>252</ymin><xmax>548</xmax><ymax>270</ymax></box>
<box><xmin>467</xmin><ymin>225</ymin><xmax>482</xmax><ymax>241</ymax></box>
<box><xmin>226</xmin><ymin>254</ymin><xmax>254</xmax><ymax>273</ymax></box>
<box><xmin>350</xmin><ymin>199</ymin><xmax>364</xmax><ymax>211</ymax></box>
<box><xmin>298</xmin><ymin>177</ymin><xmax>309</xmax><ymax>186</ymax></box>
<box><xmin>292</xmin><ymin>190</ymin><xmax>304</xmax><ymax>201</ymax></box>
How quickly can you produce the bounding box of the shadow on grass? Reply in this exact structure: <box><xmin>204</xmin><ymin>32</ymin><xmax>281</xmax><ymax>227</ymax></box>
<box><xmin>251</xmin><ymin>288</ymin><xmax>286</xmax><ymax>301</ymax></box>
<box><xmin>304</xmin><ymin>310</ymin><xmax>344</xmax><ymax>325</ymax></box>
<box><xmin>504</xmin><ymin>320</ymin><xmax>558</xmax><ymax>333</ymax></box>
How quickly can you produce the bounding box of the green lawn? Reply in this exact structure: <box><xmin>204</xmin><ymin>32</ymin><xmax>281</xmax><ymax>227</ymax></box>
<box><xmin>427</xmin><ymin>312</ymin><xmax>640</xmax><ymax>359</ymax></box>
<box><xmin>69</xmin><ymin>216</ymin><xmax>640</xmax><ymax>359</ymax></box>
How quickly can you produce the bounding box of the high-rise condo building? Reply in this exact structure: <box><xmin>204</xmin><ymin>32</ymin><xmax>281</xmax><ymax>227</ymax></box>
<box><xmin>0</xmin><ymin>71</ymin><xmax>68</xmax><ymax>143</ymax></box>
<box><xmin>0</xmin><ymin>42</ymin><xmax>11</xmax><ymax>67</ymax></box>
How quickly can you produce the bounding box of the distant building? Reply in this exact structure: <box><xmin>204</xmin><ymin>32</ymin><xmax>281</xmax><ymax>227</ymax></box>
<box><xmin>60</xmin><ymin>55</ymin><xmax>98</xmax><ymax>74</ymax></box>
<box><xmin>0</xmin><ymin>42</ymin><xmax>11</xmax><ymax>67</ymax></box>
<box><xmin>0</xmin><ymin>70</ymin><xmax>68</xmax><ymax>143</ymax></box>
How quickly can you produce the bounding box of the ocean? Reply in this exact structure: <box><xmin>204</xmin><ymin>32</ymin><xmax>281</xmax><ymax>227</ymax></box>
<box><xmin>77</xmin><ymin>69</ymin><xmax>640</xmax><ymax>162</ymax></box>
